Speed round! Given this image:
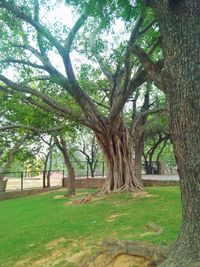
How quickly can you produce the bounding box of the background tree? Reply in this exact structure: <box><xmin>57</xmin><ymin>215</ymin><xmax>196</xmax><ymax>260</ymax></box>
<box><xmin>75</xmin><ymin>128</ymin><xmax>100</xmax><ymax>178</ymax></box>
<box><xmin>143</xmin><ymin>114</ymin><xmax>170</xmax><ymax>174</ymax></box>
<box><xmin>0</xmin><ymin>86</ymin><xmax>77</xmax><ymax>195</ymax></box>
<box><xmin>0</xmin><ymin>132</ymin><xmax>27</xmax><ymax>190</ymax></box>
<box><xmin>54</xmin><ymin>135</ymin><xmax>76</xmax><ymax>196</ymax></box>
<box><xmin>0</xmin><ymin>0</ymin><xmax>158</xmax><ymax>192</ymax></box>
<box><xmin>129</xmin><ymin>82</ymin><xmax>166</xmax><ymax>180</ymax></box>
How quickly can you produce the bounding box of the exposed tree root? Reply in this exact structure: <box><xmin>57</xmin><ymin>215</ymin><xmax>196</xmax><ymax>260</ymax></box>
<box><xmin>101</xmin><ymin>182</ymin><xmax>144</xmax><ymax>194</ymax></box>
<box><xmin>64</xmin><ymin>191</ymin><xmax>76</xmax><ymax>198</ymax></box>
<box><xmin>81</xmin><ymin>239</ymin><xmax>168</xmax><ymax>267</ymax></box>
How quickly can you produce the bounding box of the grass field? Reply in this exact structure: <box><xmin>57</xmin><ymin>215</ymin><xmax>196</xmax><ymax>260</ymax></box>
<box><xmin>0</xmin><ymin>187</ymin><xmax>182</xmax><ymax>267</ymax></box>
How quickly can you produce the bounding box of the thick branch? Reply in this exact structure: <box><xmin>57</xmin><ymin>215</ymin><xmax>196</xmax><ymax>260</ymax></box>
<box><xmin>0</xmin><ymin>75</ymin><xmax>88</xmax><ymax>125</ymax></box>
<box><xmin>123</xmin><ymin>13</ymin><xmax>144</xmax><ymax>88</ymax></box>
<box><xmin>0</xmin><ymin>1</ymin><xmax>64</xmax><ymax>54</ymax></box>
<box><xmin>65</xmin><ymin>13</ymin><xmax>88</xmax><ymax>54</ymax></box>
<box><xmin>132</xmin><ymin>108</ymin><xmax>166</xmax><ymax>136</ymax></box>
<box><xmin>0</xmin><ymin>135</ymin><xmax>27</xmax><ymax>173</ymax></box>
<box><xmin>133</xmin><ymin>45</ymin><xmax>164</xmax><ymax>90</ymax></box>
<box><xmin>109</xmin><ymin>67</ymin><xmax>147</xmax><ymax>120</ymax></box>
<box><xmin>139</xmin><ymin>110</ymin><xmax>166</xmax><ymax>135</ymax></box>
<box><xmin>34</xmin><ymin>0</ymin><xmax>46</xmax><ymax>56</ymax></box>
<box><xmin>0</xmin><ymin>58</ymin><xmax>46</xmax><ymax>71</ymax></box>
<box><xmin>138</xmin><ymin>19</ymin><xmax>157</xmax><ymax>37</ymax></box>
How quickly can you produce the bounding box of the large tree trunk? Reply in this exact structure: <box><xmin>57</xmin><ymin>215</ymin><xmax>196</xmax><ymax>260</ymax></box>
<box><xmin>155</xmin><ymin>1</ymin><xmax>200</xmax><ymax>266</ymax></box>
<box><xmin>95</xmin><ymin>119</ymin><xmax>143</xmax><ymax>193</ymax></box>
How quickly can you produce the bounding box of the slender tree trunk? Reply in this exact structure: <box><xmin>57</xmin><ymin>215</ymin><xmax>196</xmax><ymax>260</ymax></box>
<box><xmin>155</xmin><ymin>1</ymin><xmax>200</xmax><ymax>266</ymax></box>
<box><xmin>54</xmin><ymin>136</ymin><xmax>76</xmax><ymax>196</ymax></box>
<box><xmin>63</xmin><ymin>151</ymin><xmax>76</xmax><ymax>196</ymax></box>
<box><xmin>47</xmin><ymin>141</ymin><xmax>54</xmax><ymax>187</ymax></box>
<box><xmin>134</xmin><ymin>136</ymin><xmax>144</xmax><ymax>182</ymax></box>
<box><xmin>89</xmin><ymin>163</ymin><xmax>95</xmax><ymax>178</ymax></box>
<box><xmin>95</xmin><ymin>119</ymin><xmax>143</xmax><ymax>193</ymax></box>
<box><xmin>43</xmin><ymin>152</ymin><xmax>49</xmax><ymax>188</ymax></box>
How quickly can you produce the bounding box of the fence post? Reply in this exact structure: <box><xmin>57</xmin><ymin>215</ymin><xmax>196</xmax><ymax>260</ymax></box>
<box><xmin>62</xmin><ymin>170</ymin><xmax>65</xmax><ymax>187</ymax></box>
<box><xmin>47</xmin><ymin>171</ymin><xmax>50</xmax><ymax>187</ymax></box>
<box><xmin>43</xmin><ymin>171</ymin><xmax>46</xmax><ymax>188</ymax></box>
<box><xmin>102</xmin><ymin>162</ymin><xmax>105</xmax><ymax>177</ymax></box>
<box><xmin>21</xmin><ymin>172</ymin><xmax>23</xmax><ymax>191</ymax></box>
<box><xmin>86</xmin><ymin>162</ymin><xmax>89</xmax><ymax>178</ymax></box>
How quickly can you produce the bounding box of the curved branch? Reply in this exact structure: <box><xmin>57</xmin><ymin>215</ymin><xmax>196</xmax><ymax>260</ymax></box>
<box><xmin>65</xmin><ymin>13</ymin><xmax>88</xmax><ymax>54</ymax></box>
<box><xmin>133</xmin><ymin>45</ymin><xmax>164</xmax><ymax>90</ymax></box>
<box><xmin>0</xmin><ymin>1</ymin><xmax>64</xmax><ymax>54</ymax></box>
<box><xmin>0</xmin><ymin>58</ymin><xmax>46</xmax><ymax>71</ymax></box>
<box><xmin>0</xmin><ymin>74</ymin><xmax>81</xmax><ymax>120</ymax></box>
<box><xmin>0</xmin><ymin>124</ymin><xmax>66</xmax><ymax>134</ymax></box>
<box><xmin>109</xmin><ymin>67</ymin><xmax>147</xmax><ymax>120</ymax></box>
<box><xmin>123</xmin><ymin>13</ymin><xmax>144</xmax><ymax>88</ymax></box>
<box><xmin>0</xmin><ymin>84</ymin><xmax>97</xmax><ymax>130</ymax></box>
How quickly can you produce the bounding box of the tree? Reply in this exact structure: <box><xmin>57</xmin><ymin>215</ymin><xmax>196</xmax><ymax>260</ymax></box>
<box><xmin>0</xmin><ymin>86</ymin><xmax>77</xmax><ymax>195</ymax></box>
<box><xmin>143</xmin><ymin>114</ymin><xmax>170</xmax><ymax>174</ymax></box>
<box><xmin>132</xmin><ymin>1</ymin><xmax>200</xmax><ymax>266</ymax></box>
<box><xmin>0</xmin><ymin>0</ymin><xmax>156</xmax><ymax>192</ymax></box>
<box><xmin>129</xmin><ymin>82</ymin><xmax>166</xmax><ymax>180</ymax></box>
<box><xmin>54</xmin><ymin>135</ymin><xmax>76</xmax><ymax>196</ymax></box>
<box><xmin>76</xmin><ymin>129</ymin><xmax>100</xmax><ymax>178</ymax></box>
<box><xmin>0</xmin><ymin>133</ymin><xmax>27</xmax><ymax>190</ymax></box>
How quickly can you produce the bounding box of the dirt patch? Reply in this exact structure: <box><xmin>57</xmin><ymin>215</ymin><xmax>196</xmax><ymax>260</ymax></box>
<box><xmin>15</xmin><ymin>238</ymin><xmax>94</xmax><ymax>267</ymax></box>
<box><xmin>87</xmin><ymin>253</ymin><xmax>153</xmax><ymax>267</ymax></box>
<box><xmin>106</xmin><ymin>213</ymin><xmax>129</xmax><ymax>222</ymax></box>
<box><xmin>82</xmin><ymin>239</ymin><xmax>168</xmax><ymax>267</ymax></box>
<box><xmin>46</xmin><ymin>237</ymin><xmax>66</xmax><ymax>249</ymax></box>
<box><xmin>64</xmin><ymin>194</ymin><xmax>105</xmax><ymax>206</ymax></box>
<box><xmin>140</xmin><ymin>222</ymin><xmax>163</xmax><ymax>237</ymax></box>
<box><xmin>54</xmin><ymin>195</ymin><xmax>65</xmax><ymax>199</ymax></box>
<box><xmin>132</xmin><ymin>191</ymin><xmax>153</xmax><ymax>198</ymax></box>
<box><xmin>15</xmin><ymin>248</ymin><xmax>67</xmax><ymax>267</ymax></box>
<box><xmin>15</xmin><ymin>238</ymin><xmax>167</xmax><ymax>267</ymax></box>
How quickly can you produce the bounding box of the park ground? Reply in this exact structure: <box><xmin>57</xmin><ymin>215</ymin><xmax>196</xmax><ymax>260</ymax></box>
<box><xmin>0</xmin><ymin>187</ymin><xmax>181</xmax><ymax>267</ymax></box>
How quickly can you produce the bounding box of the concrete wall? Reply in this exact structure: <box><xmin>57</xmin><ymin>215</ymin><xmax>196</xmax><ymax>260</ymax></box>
<box><xmin>64</xmin><ymin>178</ymin><xmax>179</xmax><ymax>189</ymax></box>
<box><xmin>0</xmin><ymin>187</ymin><xmax>61</xmax><ymax>201</ymax></box>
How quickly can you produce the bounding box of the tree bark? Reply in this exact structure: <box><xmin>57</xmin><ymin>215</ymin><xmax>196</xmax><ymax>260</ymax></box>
<box><xmin>95</xmin><ymin>119</ymin><xmax>143</xmax><ymax>193</ymax></box>
<box><xmin>46</xmin><ymin>140</ymin><xmax>54</xmax><ymax>187</ymax></box>
<box><xmin>154</xmin><ymin>1</ymin><xmax>200</xmax><ymax>266</ymax></box>
<box><xmin>89</xmin><ymin>163</ymin><xmax>95</xmax><ymax>178</ymax></box>
<box><xmin>54</xmin><ymin>136</ymin><xmax>76</xmax><ymax>196</ymax></box>
<box><xmin>134</xmin><ymin>135</ymin><xmax>144</xmax><ymax>182</ymax></box>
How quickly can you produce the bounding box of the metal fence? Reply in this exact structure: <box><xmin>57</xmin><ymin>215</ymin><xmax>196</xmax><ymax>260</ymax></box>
<box><xmin>69</xmin><ymin>161</ymin><xmax>105</xmax><ymax>178</ymax></box>
<box><xmin>0</xmin><ymin>160</ymin><xmax>177</xmax><ymax>192</ymax></box>
<box><xmin>0</xmin><ymin>170</ymin><xmax>64</xmax><ymax>192</ymax></box>
<box><xmin>142</xmin><ymin>161</ymin><xmax>177</xmax><ymax>175</ymax></box>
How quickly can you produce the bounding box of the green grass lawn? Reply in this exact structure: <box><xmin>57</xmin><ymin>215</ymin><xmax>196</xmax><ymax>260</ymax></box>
<box><xmin>0</xmin><ymin>187</ymin><xmax>182</xmax><ymax>267</ymax></box>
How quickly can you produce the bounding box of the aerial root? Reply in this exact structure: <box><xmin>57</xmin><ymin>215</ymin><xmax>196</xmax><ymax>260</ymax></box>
<box><xmin>100</xmin><ymin>182</ymin><xmax>144</xmax><ymax>194</ymax></box>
